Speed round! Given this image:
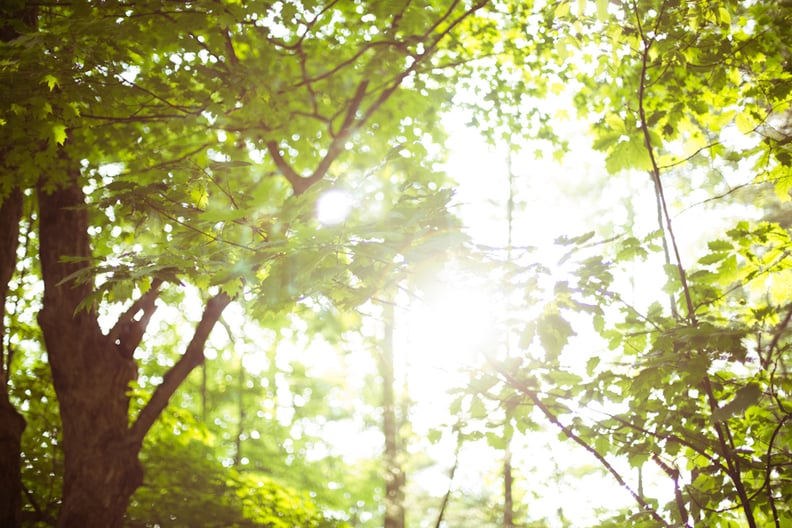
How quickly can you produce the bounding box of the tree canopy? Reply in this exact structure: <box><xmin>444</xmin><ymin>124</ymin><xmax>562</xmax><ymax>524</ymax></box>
<box><xmin>1</xmin><ymin>0</ymin><xmax>790</xmax><ymax>527</ymax></box>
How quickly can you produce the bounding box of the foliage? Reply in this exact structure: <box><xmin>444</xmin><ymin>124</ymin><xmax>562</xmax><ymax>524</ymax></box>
<box><xmin>2</xmin><ymin>0</ymin><xmax>792</xmax><ymax>526</ymax></box>
<box><xmin>453</xmin><ymin>0</ymin><xmax>792</xmax><ymax>526</ymax></box>
<box><xmin>128</xmin><ymin>408</ymin><xmax>331</xmax><ymax>528</ymax></box>
<box><xmin>1</xmin><ymin>0</ymin><xmax>486</xmax><ymax>526</ymax></box>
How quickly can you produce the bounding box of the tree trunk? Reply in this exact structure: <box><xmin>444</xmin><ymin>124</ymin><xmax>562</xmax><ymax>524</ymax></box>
<box><xmin>380</xmin><ymin>300</ymin><xmax>405</xmax><ymax>528</ymax></box>
<box><xmin>37</xmin><ymin>172</ymin><xmax>143</xmax><ymax>528</ymax></box>
<box><xmin>0</xmin><ymin>188</ymin><xmax>26</xmax><ymax>528</ymax></box>
<box><xmin>1</xmin><ymin>5</ymin><xmax>37</xmax><ymax>524</ymax></box>
<box><xmin>503</xmin><ymin>442</ymin><xmax>514</xmax><ymax>528</ymax></box>
<box><xmin>36</xmin><ymin>167</ymin><xmax>231</xmax><ymax>527</ymax></box>
<box><xmin>503</xmin><ymin>402</ymin><xmax>516</xmax><ymax>528</ymax></box>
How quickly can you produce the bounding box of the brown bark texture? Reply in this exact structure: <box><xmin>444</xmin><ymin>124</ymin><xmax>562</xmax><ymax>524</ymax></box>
<box><xmin>0</xmin><ymin>188</ymin><xmax>26</xmax><ymax>528</ymax></box>
<box><xmin>37</xmin><ymin>172</ymin><xmax>144</xmax><ymax>528</ymax></box>
<box><xmin>1</xmin><ymin>6</ymin><xmax>38</xmax><ymax>525</ymax></box>
<box><xmin>35</xmin><ymin>167</ymin><xmax>231</xmax><ymax>527</ymax></box>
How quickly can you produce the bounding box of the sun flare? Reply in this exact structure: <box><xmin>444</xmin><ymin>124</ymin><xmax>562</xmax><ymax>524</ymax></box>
<box><xmin>316</xmin><ymin>189</ymin><xmax>352</xmax><ymax>225</ymax></box>
<box><xmin>403</xmin><ymin>281</ymin><xmax>498</xmax><ymax>375</ymax></box>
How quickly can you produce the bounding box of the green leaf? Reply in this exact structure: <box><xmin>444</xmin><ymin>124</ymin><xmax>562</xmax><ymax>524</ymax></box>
<box><xmin>486</xmin><ymin>431</ymin><xmax>506</xmax><ymax>450</ymax></box>
<box><xmin>586</xmin><ymin>356</ymin><xmax>600</xmax><ymax>376</ymax></box>
<box><xmin>426</xmin><ymin>428</ymin><xmax>443</xmax><ymax>444</ymax></box>
<box><xmin>698</xmin><ymin>252</ymin><xmax>728</xmax><ymax>265</ymax></box>
<box><xmin>545</xmin><ymin>369</ymin><xmax>582</xmax><ymax>387</ymax></box>
<box><xmin>469</xmin><ymin>396</ymin><xmax>488</xmax><ymax>419</ymax></box>
<box><xmin>555</xmin><ymin>231</ymin><xmax>594</xmax><ymax>246</ymax></box>
<box><xmin>537</xmin><ymin>311</ymin><xmax>575</xmax><ymax>360</ymax></box>
<box><xmin>707</xmin><ymin>239</ymin><xmax>733</xmax><ymax>251</ymax></box>
<box><xmin>605</xmin><ymin>137</ymin><xmax>652</xmax><ymax>173</ymax></box>
<box><xmin>52</xmin><ymin>123</ymin><xmax>67</xmax><ymax>145</ymax></box>
<box><xmin>712</xmin><ymin>383</ymin><xmax>762</xmax><ymax>422</ymax></box>
<box><xmin>42</xmin><ymin>74</ymin><xmax>59</xmax><ymax>91</ymax></box>
<box><xmin>595</xmin><ymin>0</ymin><xmax>608</xmax><ymax>21</ymax></box>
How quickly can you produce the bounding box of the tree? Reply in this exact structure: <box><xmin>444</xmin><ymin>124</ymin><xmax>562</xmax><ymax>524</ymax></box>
<box><xmin>378</xmin><ymin>297</ymin><xmax>406</xmax><ymax>528</ymax></box>
<box><xmin>4</xmin><ymin>0</ymin><xmax>791</xmax><ymax>526</ymax></box>
<box><xmin>455</xmin><ymin>0</ymin><xmax>792</xmax><ymax>525</ymax></box>
<box><xmin>1</xmin><ymin>6</ymin><xmax>37</xmax><ymax>526</ymax></box>
<box><xmin>0</xmin><ymin>189</ymin><xmax>26</xmax><ymax>527</ymax></box>
<box><xmin>0</xmin><ymin>1</ymin><xmax>485</xmax><ymax>526</ymax></box>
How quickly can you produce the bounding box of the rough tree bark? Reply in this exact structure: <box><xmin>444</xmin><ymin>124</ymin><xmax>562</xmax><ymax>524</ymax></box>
<box><xmin>0</xmin><ymin>188</ymin><xmax>26</xmax><ymax>528</ymax></box>
<box><xmin>36</xmin><ymin>168</ymin><xmax>231</xmax><ymax>527</ymax></box>
<box><xmin>37</xmin><ymin>171</ymin><xmax>144</xmax><ymax>528</ymax></box>
<box><xmin>0</xmin><ymin>5</ymin><xmax>37</xmax><ymax>525</ymax></box>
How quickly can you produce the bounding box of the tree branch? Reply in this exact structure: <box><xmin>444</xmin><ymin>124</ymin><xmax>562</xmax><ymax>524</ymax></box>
<box><xmin>528</xmin><ymin>387</ymin><xmax>667</xmax><ymax>525</ymax></box>
<box><xmin>764</xmin><ymin>413</ymin><xmax>790</xmax><ymax>528</ymax></box>
<box><xmin>488</xmin><ymin>355</ymin><xmax>668</xmax><ymax>525</ymax></box>
<box><xmin>129</xmin><ymin>292</ymin><xmax>231</xmax><ymax>444</ymax></box>
<box><xmin>267</xmin><ymin>80</ymin><xmax>369</xmax><ymax>196</ymax></box>
<box><xmin>434</xmin><ymin>426</ymin><xmax>461</xmax><ymax>528</ymax></box>
<box><xmin>764</xmin><ymin>304</ymin><xmax>792</xmax><ymax>367</ymax></box>
<box><xmin>632</xmin><ymin>1</ymin><xmax>689</xmax><ymax>322</ymax></box>
<box><xmin>107</xmin><ymin>279</ymin><xmax>163</xmax><ymax>359</ymax></box>
<box><xmin>266</xmin><ymin>140</ymin><xmax>303</xmax><ymax>191</ymax></box>
<box><xmin>268</xmin><ymin>1</ymin><xmax>488</xmax><ymax>197</ymax></box>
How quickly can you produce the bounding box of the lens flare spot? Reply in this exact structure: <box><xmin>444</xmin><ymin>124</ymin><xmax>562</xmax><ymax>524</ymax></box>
<box><xmin>316</xmin><ymin>189</ymin><xmax>351</xmax><ymax>225</ymax></box>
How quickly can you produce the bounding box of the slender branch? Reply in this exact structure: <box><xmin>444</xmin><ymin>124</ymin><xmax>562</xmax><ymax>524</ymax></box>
<box><xmin>632</xmin><ymin>10</ymin><xmax>758</xmax><ymax>522</ymax></box>
<box><xmin>489</xmin><ymin>355</ymin><xmax>668</xmax><ymax>525</ymax></box>
<box><xmin>267</xmin><ymin>80</ymin><xmax>369</xmax><ymax>196</ymax></box>
<box><xmin>633</xmin><ymin>2</ymin><xmax>690</xmax><ymax>322</ymax></box>
<box><xmin>143</xmin><ymin>198</ymin><xmax>257</xmax><ymax>252</ymax></box>
<box><xmin>388</xmin><ymin>0</ymin><xmax>413</xmax><ymax>36</ymax></box>
<box><xmin>286</xmin><ymin>40</ymin><xmax>398</xmax><ymax>89</ymax></box>
<box><xmin>307</xmin><ymin>80</ymin><xmax>369</xmax><ymax>186</ymax></box>
<box><xmin>265</xmin><ymin>0</ymin><xmax>341</xmax><ymax>52</ymax></box>
<box><xmin>80</xmin><ymin>112</ymin><xmax>195</xmax><ymax>123</ymax></box>
<box><xmin>701</xmin><ymin>374</ymin><xmax>757</xmax><ymax>527</ymax></box>
<box><xmin>132</xmin><ymin>142</ymin><xmax>213</xmax><ymax>176</ymax></box>
<box><xmin>266</xmin><ymin>141</ymin><xmax>304</xmax><ymax>192</ymax></box>
<box><xmin>268</xmin><ymin>0</ymin><xmax>488</xmax><ymax>197</ymax></box>
<box><xmin>359</xmin><ymin>0</ymin><xmax>489</xmax><ymax>126</ymax></box>
<box><xmin>764</xmin><ymin>304</ymin><xmax>792</xmax><ymax>367</ymax></box>
<box><xmin>657</xmin><ymin>140</ymin><xmax>723</xmax><ymax>170</ymax></box>
<box><xmin>111</xmin><ymin>74</ymin><xmax>204</xmax><ymax>115</ymax></box>
<box><xmin>0</xmin><ymin>187</ymin><xmax>23</xmax><ymax>387</ymax></box>
<box><xmin>425</xmin><ymin>0</ymin><xmax>463</xmax><ymax>37</ymax></box>
<box><xmin>434</xmin><ymin>427</ymin><xmax>461</xmax><ymax>528</ymax></box>
<box><xmin>107</xmin><ymin>279</ymin><xmax>163</xmax><ymax>359</ymax></box>
<box><xmin>764</xmin><ymin>413</ymin><xmax>790</xmax><ymax>528</ymax></box>
<box><xmin>676</xmin><ymin>179</ymin><xmax>755</xmax><ymax>215</ymax></box>
<box><xmin>129</xmin><ymin>292</ymin><xmax>231</xmax><ymax>444</ymax></box>
<box><xmin>223</xmin><ymin>27</ymin><xmax>239</xmax><ymax>65</ymax></box>
<box><xmin>297</xmin><ymin>42</ymin><xmax>319</xmax><ymax>117</ymax></box>
<box><xmin>529</xmin><ymin>389</ymin><xmax>667</xmax><ymax>525</ymax></box>
<box><xmin>652</xmin><ymin>454</ymin><xmax>691</xmax><ymax>527</ymax></box>
<box><xmin>20</xmin><ymin>481</ymin><xmax>56</xmax><ymax>526</ymax></box>
<box><xmin>598</xmin><ymin>409</ymin><xmax>724</xmax><ymax>469</ymax></box>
